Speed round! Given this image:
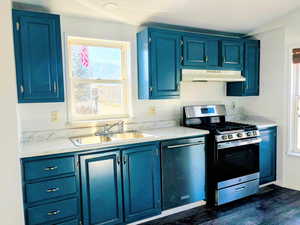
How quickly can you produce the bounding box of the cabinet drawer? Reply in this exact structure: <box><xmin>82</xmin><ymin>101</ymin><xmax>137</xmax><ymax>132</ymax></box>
<box><xmin>58</xmin><ymin>219</ymin><xmax>79</xmax><ymax>225</ymax></box>
<box><xmin>24</xmin><ymin>157</ymin><xmax>75</xmax><ymax>181</ymax></box>
<box><xmin>27</xmin><ymin>198</ymin><xmax>78</xmax><ymax>225</ymax></box>
<box><xmin>26</xmin><ymin>176</ymin><xmax>77</xmax><ymax>203</ymax></box>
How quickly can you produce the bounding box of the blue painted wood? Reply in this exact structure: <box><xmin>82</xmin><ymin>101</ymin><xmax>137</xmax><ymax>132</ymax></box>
<box><xmin>12</xmin><ymin>9</ymin><xmax>64</xmax><ymax>103</ymax></box>
<box><xmin>259</xmin><ymin>127</ymin><xmax>277</xmax><ymax>185</ymax></box>
<box><xmin>25</xmin><ymin>176</ymin><xmax>77</xmax><ymax>203</ymax></box>
<box><xmin>222</xmin><ymin>40</ymin><xmax>244</xmax><ymax>69</ymax></box>
<box><xmin>183</xmin><ymin>35</ymin><xmax>219</xmax><ymax>68</ymax></box>
<box><xmin>23</xmin><ymin>156</ymin><xmax>75</xmax><ymax>181</ymax></box>
<box><xmin>137</xmin><ymin>28</ymin><xmax>181</xmax><ymax>99</ymax></box>
<box><xmin>80</xmin><ymin>150</ymin><xmax>123</xmax><ymax>225</ymax></box>
<box><xmin>27</xmin><ymin>198</ymin><xmax>78</xmax><ymax>225</ymax></box>
<box><xmin>227</xmin><ymin>39</ymin><xmax>260</xmax><ymax>96</ymax></box>
<box><xmin>150</xmin><ymin>30</ymin><xmax>181</xmax><ymax>99</ymax></box>
<box><xmin>57</xmin><ymin>219</ymin><xmax>79</xmax><ymax>225</ymax></box>
<box><xmin>122</xmin><ymin>144</ymin><xmax>161</xmax><ymax>223</ymax></box>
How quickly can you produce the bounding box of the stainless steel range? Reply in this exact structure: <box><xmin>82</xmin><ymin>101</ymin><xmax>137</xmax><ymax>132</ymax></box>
<box><xmin>183</xmin><ymin>104</ymin><xmax>261</xmax><ymax>206</ymax></box>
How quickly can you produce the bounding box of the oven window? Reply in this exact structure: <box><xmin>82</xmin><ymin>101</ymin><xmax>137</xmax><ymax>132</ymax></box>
<box><xmin>216</xmin><ymin>144</ymin><xmax>259</xmax><ymax>182</ymax></box>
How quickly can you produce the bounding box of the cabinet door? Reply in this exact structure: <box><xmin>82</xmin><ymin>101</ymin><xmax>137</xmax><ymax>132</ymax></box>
<box><xmin>183</xmin><ymin>36</ymin><xmax>219</xmax><ymax>67</ymax></box>
<box><xmin>80</xmin><ymin>151</ymin><xmax>123</xmax><ymax>225</ymax></box>
<box><xmin>259</xmin><ymin>127</ymin><xmax>277</xmax><ymax>185</ymax></box>
<box><xmin>123</xmin><ymin>144</ymin><xmax>161</xmax><ymax>223</ymax></box>
<box><xmin>244</xmin><ymin>40</ymin><xmax>260</xmax><ymax>96</ymax></box>
<box><xmin>183</xmin><ymin>36</ymin><xmax>207</xmax><ymax>67</ymax></box>
<box><xmin>222</xmin><ymin>40</ymin><xmax>243</xmax><ymax>69</ymax></box>
<box><xmin>13</xmin><ymin>10</ymin><xmax>64</xmax><ymax>103</ymax></box>
<box><xmin>150</xmin><ymin>31</ymin><xmax>181</xmax><ymax>99</ymax></box>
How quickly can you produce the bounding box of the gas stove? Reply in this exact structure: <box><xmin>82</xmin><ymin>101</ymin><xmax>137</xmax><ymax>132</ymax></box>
<box><xmin>183</xmin><ymin>104</ymin><xmax>261</xmax><ymax>206</ymax></box>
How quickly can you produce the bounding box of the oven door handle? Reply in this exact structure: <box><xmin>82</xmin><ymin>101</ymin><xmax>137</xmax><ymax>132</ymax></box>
<box><xmin>217</xmin><ymin>138</ymin><xmax>262</xmax><ymax>149</ymax></box>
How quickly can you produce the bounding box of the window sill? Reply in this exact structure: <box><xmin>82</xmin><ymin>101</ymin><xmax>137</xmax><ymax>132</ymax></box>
<box><xmin>287</xmin><ymin>151</ymin><xmax>300</xmax><ymax>157</ymax></box>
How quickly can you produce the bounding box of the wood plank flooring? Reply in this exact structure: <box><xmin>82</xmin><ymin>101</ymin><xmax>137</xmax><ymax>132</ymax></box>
<box><xmin>141</xmin><ymin>185</ymin><xmax>300</xmax><ymax>225</ymax></box>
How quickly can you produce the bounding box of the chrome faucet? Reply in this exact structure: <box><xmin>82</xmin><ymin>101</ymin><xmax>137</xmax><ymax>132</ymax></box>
<box><xmin>95</xmin><ymin>121</ymin><xmax>125</xmax><ymax>136</ymax></box>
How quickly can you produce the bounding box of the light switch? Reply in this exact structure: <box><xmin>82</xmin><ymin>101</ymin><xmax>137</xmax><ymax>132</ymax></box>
<box><xmin>148</xmin><ymin>106</ymin><xmax>156</xmax><ymax>116</ymax></box>
<box><xmin>51</xmin><ymin>111</ymin><xmax>59</xmax><ymax>122</ymax></box>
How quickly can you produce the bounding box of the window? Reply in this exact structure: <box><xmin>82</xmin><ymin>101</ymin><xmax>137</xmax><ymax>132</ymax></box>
<box><xmin>67</xmin><ymin>37</ymin><xmax>130</xmax><ymax>122</ymax></box>
<box><xmin>289</xmin><ymin>48</ymin><xmax>300</xmax><ymax>153</ymax></box>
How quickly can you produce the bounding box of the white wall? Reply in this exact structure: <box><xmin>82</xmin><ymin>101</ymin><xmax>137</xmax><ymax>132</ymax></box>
<box><xmin>18</xmin><ymin>15</ymin><xmax>246</xmax><ymax>132</ymax></box>
<box><xmin>0</xmin><ymin>0</ymin><xmax>24</xmax><ymax>224</ymax></box>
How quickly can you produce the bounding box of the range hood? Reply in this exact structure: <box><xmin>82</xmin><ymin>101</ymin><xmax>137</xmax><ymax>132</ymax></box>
<box><xmin>182</xmin><ymin>69</ymin><xmax>245</xmax><ymax>82</ymax></box>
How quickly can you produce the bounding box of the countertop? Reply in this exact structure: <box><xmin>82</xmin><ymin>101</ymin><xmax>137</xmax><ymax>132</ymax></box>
<box><xmin>229</xmin><ymin>116</ymin><xmax>277</xmax><ymax>129</ymax></box>
<box><xmin>20</xmin><ymin>126</ymin><xmax>209</xmax><ymax>158</ymax></box>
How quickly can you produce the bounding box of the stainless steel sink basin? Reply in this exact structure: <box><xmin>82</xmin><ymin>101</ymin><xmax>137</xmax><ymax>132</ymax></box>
<box><xmin>70</xmin><ymin>131</ymin><xmax>153</xmax><ymax>147</ymax></box>
<box><xmin>111</xmin><ymin>132</ymin><xmax>150</xmax><ymax>140</ymax></box>
<box><xmin>70</xmin><ymin>135</ymin><xmax>112</xmax><ymax>146</ymax></box>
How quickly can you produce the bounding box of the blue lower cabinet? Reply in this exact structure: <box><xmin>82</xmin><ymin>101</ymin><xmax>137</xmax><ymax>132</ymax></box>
<box><xmin>122</xmin><ymin>145</ymin><xmax>161</xmax><ymax>223</ymax></box>
<box><xmin>27</xmin><ymin>198</ymin><xmax>78</xmax><ymax>225</ymax></box>
<box><xmin>259</xmin><ymin>127</ymin><xmax>277</xmax><ymax>185</ymax></box>
<box><xmin>80</xmin><ymin>151</ymin><xmax>123</xmax><ymax>225</ymax></box>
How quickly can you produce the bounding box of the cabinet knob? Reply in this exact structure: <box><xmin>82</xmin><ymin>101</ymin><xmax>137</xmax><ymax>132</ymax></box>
<box><xmin>53</xmin><ymin>82</ymin><xmax>57</xmax><ymax>92</ymax></box>
<box><xmin>20</xmin><ymin>85</ymin><xmax>24</xmax><ymax>94</ymax></box>
<box><xmin>46</xmin><ymin>187</ymin><xmax>60</xmax><ymax>193</ymax></box>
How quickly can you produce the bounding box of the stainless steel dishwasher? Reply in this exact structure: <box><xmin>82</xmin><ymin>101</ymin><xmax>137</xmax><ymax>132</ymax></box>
<box><xmin>161</xmin><ymin>137</ymin><xmax>206</xmax><ymax>210</ymax></box>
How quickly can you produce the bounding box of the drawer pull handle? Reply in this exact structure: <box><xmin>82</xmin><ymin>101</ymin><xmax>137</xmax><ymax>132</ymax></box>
<box><xmin>46</xmin><ymin>187</ymin><xmax>60</xmax><ymax>193</ymax></box>
<box><xmin>47</xmin><ymin>210</ymin><xmax>61</xmax><ymax>216</ymax></box>
<box><xmin>235</xmin><ymin>186</ymin><xmax>246</xmax><ymax>192</ymax></box>
<box><xmin>44</xmin><ymin>166</ymin><xmax>58</xmax><ymax>171</ymax></box>
<box><xmin>167</xmin><ymin>142</ymin><xmax>205</xmax><ymax>149</ymax></box>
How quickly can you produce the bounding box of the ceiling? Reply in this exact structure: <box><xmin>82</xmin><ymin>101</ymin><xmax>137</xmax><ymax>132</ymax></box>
<box><xmin>13</xmin><ymin>0</ymin><xmax>300</xmax><ymax>34</ymax></box>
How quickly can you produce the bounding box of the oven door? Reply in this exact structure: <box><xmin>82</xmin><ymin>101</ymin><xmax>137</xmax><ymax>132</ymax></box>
<box><xmin>215</xmin><ymin>138</ymin><xmax>261</xmax><ymax>184</ymax></box>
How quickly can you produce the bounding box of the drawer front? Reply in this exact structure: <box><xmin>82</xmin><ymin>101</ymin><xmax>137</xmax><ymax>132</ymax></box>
<box><xmin>217</xmin><ymin>179</ymin><xmax>259</xmax><ymax>205</ymax></box>
<box><xmin>58</xmin><ymin>219</ymin><xmax>79</xmax><ymax>225</ymax></box>
<box><xmin>26</xmin><ymin>176</ymin><xmax>77</xmax><ymax>203</ymax></box>
<box><xmin>24</xmin><ymin>157</ymin><xmax>75</xmax><ymax>181</ymax></box>
<box><xmin>27</xmin><ymin>198</ymin><xmax>78</xmax><ymax>225</ymax></box>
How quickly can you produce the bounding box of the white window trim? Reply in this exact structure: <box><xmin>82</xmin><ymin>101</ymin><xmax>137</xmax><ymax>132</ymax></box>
<box><xmin>287</xmin><ymin>44</ymin><xmax>300</xmax><ymax>156</ymax></box>
<box><xmin>65</xmin><ymin>36</ymin><xmax>131</xmax><ymax>125</ymax></box>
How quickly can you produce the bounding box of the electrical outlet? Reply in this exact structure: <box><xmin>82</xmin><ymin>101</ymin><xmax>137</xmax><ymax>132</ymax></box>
<box><xmin>51</xmin><ymin>111</ymin><xmax>59</xmax><ymax>122</ymax></box>
<box><xmin>148</xmin><ymin>106</ymin><xmax>156</xmax><ymax>116</ymax></box>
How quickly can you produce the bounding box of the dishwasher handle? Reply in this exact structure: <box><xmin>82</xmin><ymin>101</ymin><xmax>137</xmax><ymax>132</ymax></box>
<box><xmin>167</xmin><ymin>142</ymin><xmax>205</xmax><ymax>149</ymax></box>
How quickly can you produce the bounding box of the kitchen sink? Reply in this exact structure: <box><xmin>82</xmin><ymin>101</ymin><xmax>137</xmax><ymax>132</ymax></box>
<box><xmin>70</xmin><ymin>131</ymin><xmax>153</xmax><ymax>147</ymax></box>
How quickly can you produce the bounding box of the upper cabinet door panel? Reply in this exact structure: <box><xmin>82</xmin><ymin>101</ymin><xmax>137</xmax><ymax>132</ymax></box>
<box><xmin>13</xmin><ymin>10</ymin><xmax>64</xmax><ymax>103</ymax></box>
<box><xmin>183</xmin><ymin>36</ymin><xmax>207</xmax><ymax>66</ymax></box>
<box><xmin>244</xmin><ymin>40</ymin><xmax>260</xmax><ymax>95</ymax></box>
<box><xmin>222</xmin><ymin>40</ymin><xmax>243</xmax><ymax>69</ymax></box>
<box><xmin>150</xmin><ymin>31</ymin><xmax>181</xmax><ymax>98</ymax></box>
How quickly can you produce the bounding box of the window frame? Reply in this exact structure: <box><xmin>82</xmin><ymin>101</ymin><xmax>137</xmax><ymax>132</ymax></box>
<box><xmin>66</xmin><ymin>36</ymin><xmax>130</xmax><ymax>123</ymax></box>
<box><xmin>287</xmin><ymin>45</ymin><xmax>300</xmax><ymax>155</ymax></box>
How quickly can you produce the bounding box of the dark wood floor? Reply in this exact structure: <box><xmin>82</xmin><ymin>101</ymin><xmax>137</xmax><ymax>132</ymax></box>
<box><xmin>141</xmin><ymin>185</ymin><xmax>300</xmax><ymax>225</ymax></box>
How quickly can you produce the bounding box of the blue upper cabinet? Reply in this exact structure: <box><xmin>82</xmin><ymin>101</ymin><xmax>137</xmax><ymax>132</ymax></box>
<box><xmin>221</xmin><ymin>40</ymin><xmax>244</xmax><ymax>69</ymax></box>
<box><xmin>182</xmin><ymin>35</ymin><xmax>219</xmax><ymax>68</ymax></box>
<box><xmin>259</xmin><ymin>127</ymin><xmax>277</xmax><ymax>185</ymax></box>
<box><xmin>12</xmin><ymin>10</ymin><xmax>64</xmax><ymax>103</ymax></box>
<box><xmin>122</xmin><ymin>144</ymin><xmax>161</xmax><ymax>223</ymax></box>
<box><xmin>80</xmin><ymin>151</ymin><xmax>123</xmax><ymax>225</ymax></box>
<box><xmin>137</xmin><ymin>28</ymin><xmax>181</xmax><ymax>99</ymax></box>
<box><xmin>227</xmin><ymin>40</ymin><xmax>260</xmax><ymax>96</ymax></box>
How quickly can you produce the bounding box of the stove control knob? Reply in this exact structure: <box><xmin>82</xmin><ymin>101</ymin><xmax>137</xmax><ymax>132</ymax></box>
<box><xmin>228</xmin><ymin>134</ymin><xmax>233</xmax><ymax>139</ymax></box>
<box><xmin>247</xmin><ymin>132</ymin><xmax>252</xmax><ymax>137</ymax></box>
<box><xmin>222</xmin><ymin>135</ymin><xmax>228</xmax><ymax>140</ymax></box>
<box><xmin>237</xmin><ymin>133</ymin><xmax>243</xmax><ymax>138</ymax></box>
<box><xmin>253</xmin><ymin>131</ymin><xmax>257</xmax><ymax>136</ymax></box>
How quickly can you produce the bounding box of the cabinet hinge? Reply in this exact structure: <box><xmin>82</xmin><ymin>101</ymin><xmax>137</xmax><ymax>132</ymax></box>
<box><xmin>16</xmin><ymin>22</ymin><xmax>20</xmax><ymax>31</ymax></box>
<box><xmin>20</xmin><ymin>85</ymin><xmax>24</xmax><ymax>94</ymax></box>
<box><xmin>149</xmin><ymin>86</ymin><xmax>153</xmax><ymax>93</ymax></box>
<box><xmin>180</xmin><ymin>40</ymin><xmax>183</xmax><ymax>46</ymax></box>
<box><xmin>79</xmin><ymin>220</ymin><xmax>83</xmax><ymax>225</ymax></box>
<box><xmin>76</xmin><ymin>160</ymin><xmax>80</xmax><ymax>168</ymax></box>
<box><xmin>149</xmin><ymin>37</ymin><xmax>151</xmax><ymax>43</ymax></box>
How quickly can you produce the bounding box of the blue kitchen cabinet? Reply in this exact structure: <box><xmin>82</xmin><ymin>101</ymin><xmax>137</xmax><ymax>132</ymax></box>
<box><xmin>80</xmin><ymin>151</ymin><xmax>123</xmax><ymax>225</ymax></box>
<box><xmin>221</xmin><ymin>40</ymin><xmax>244</xmax><ymax>69</ymax></box>
<box><xmin>122</xmin><ymin>144</ymin><xmax>161</xmax><ymax>223</ymax></box>
<box><xmin>227</xmin><ymin>40</ymin><xmax>260</xmax><ymax>96</ymax></box>
<box><xmin>259</xmin><ymin>127</ymin><xmax>277</xmax><ymax>185</ymax></box>
<box><xmin>12</xmin><ymin>9</ymin><xmax>64</xmax><ymax>103</ymax></box>
<box><xmin>137</xmin><ymin>28</ymin><xmax>181</xmax><ymax>99</ymax></box>
<box><xmin>182</xmin><ymin>35</ymin><xmax>219</xmax><ymax>68</ymax></box>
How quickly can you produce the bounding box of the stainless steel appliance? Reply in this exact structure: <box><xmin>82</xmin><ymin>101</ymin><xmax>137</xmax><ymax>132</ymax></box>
<box><xmin>161</xmin><ymin>137</ymin><xmax>206</xmax><ymax>210</ymax></box>
<box><xmin>183</xmin><ymin>104</ymin><xmax>261</xmax><ymax>206</ymax></box>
